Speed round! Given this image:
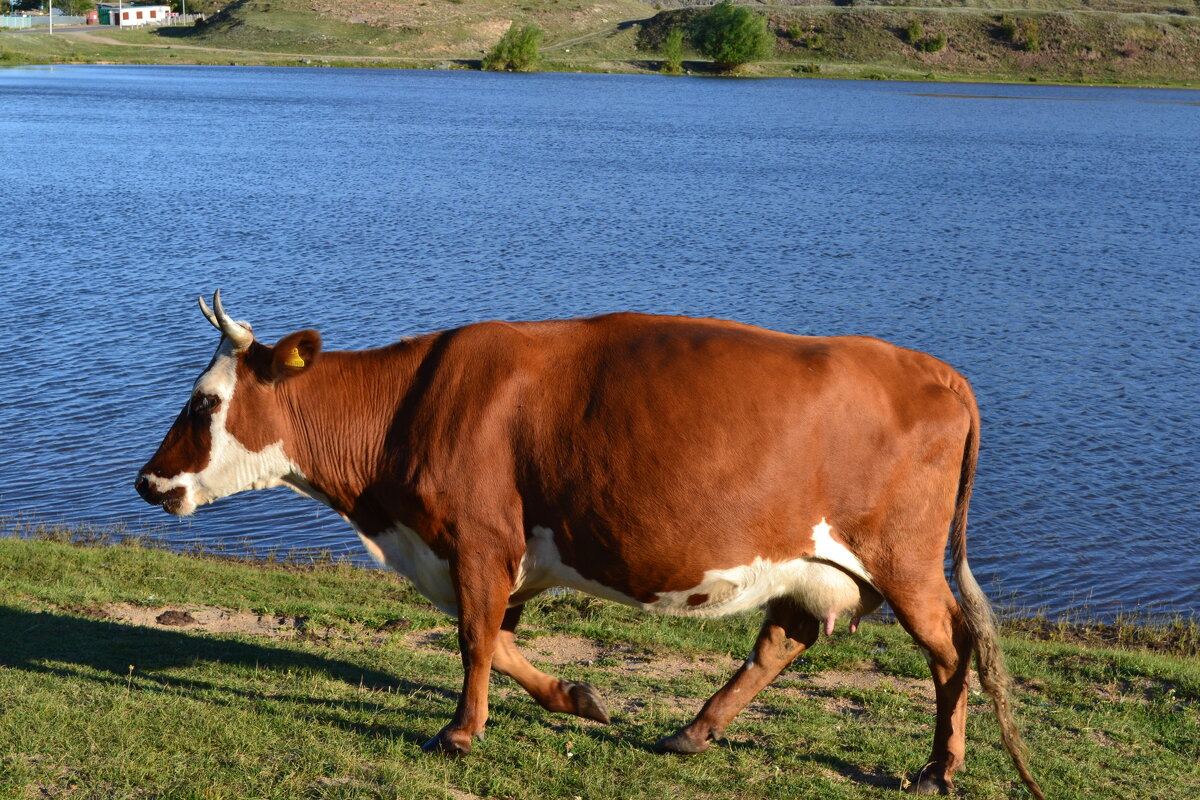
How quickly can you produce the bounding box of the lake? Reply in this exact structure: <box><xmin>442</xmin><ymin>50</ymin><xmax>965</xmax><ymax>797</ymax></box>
<box><xmin>0</xmin><ymin>65</ymin><xmax>1196</xmax><ymax>620</ymax></box>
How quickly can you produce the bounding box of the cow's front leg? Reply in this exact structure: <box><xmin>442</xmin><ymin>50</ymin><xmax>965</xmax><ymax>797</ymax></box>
<box><xmin>422</xmin><ymin>552</ymin><xmax>513</xmax><ymax>755</ymax></box>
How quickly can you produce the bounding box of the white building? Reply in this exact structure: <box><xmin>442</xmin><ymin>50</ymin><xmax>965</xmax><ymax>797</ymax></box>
<box><xmin>106</xmin><ymin>5</ymin><xmax>173</xmax><ymax>27</ymax></box>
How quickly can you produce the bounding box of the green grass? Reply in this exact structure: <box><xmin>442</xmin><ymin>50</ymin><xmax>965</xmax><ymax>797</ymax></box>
<box><xmin>1</xmin><ymin>532</ymin><xmax>1198</xmax><ymax>799</ymax></box>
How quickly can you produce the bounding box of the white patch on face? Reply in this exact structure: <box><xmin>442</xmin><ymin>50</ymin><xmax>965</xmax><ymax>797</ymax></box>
<box><xmin>515</xmin><ymin>522</ymin><xmax>882</xmax><ymax>625</ymax></box>
<box><xmin>354</xmin><ymin>523</ymin><xmax>458</xmax><ymax>617</ymax></box>
<box><xmin>148</xmin><ymin>337</ymin><xmax>303</xmax><ymax>515</ymax></box>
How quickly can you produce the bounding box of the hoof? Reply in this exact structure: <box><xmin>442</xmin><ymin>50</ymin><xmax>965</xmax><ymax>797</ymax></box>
<box><xmin>907</xmin><ymin>770</ymin><xmax>952</xmax><ymax>795</ymax></box>
<box><xmin>421</xmin><ymin>729</ymin><xmax>479</xmax><ymax>756</ymax></box>
<box><xmin>567</xmin><ymin>681</ymin><xmax>612</xmax><ymax>724</ymax></box>
<box><xmin>653</xmin><ymin>728</ymin><xmax>716</xmax><ymax>755</ymax></box>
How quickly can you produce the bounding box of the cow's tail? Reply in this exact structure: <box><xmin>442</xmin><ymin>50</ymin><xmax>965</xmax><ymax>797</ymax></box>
<box><xmin>949</xmin><ymin>377</ymin><xmax>1045</xmax><ymax>800</ymax></box>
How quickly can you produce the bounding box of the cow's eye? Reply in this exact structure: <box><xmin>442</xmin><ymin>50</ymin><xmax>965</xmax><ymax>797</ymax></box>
<box><xmin>190</xmin><ymin>394</ymin><xmax>217</xmax><ymax>415</ymax></box>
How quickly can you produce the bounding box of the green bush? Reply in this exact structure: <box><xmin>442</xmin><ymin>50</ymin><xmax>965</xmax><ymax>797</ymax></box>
<box><xmin>919</xmin><ymin>32</ymin><xmax>947</xmax><ymax>52</ymax></box>
<box><xmin>482</xmin><ymin>22</ymin><xmax>543</xmax><ymax>72</ymax></box>
<box><xmin>906</xmin><ymin>18</ymin><xmax>925</xmax><ymax>46</ymax></box>
<box><xmin>1000</xmin><ymin>15</ymin><xmax>1040</xmax><ymax>51</ymax></box>
<box><xmin>692</xmin><ymin>1</ymin><xmax>775</xmax><ymax>70</ymax></box>
<box><xmin>906</xmin><ymin>18</ymin><xmax>946</xmax><ymax>52</ymax></box>
<box><xmin>1023</xmin><ymin>19</ymin><xmax>1042</xmax><ymax>52</ymax></box>
<box><xmin>1000</xmin><ymin>14</ymin><xmax>1018</xmax><ymax>42</ymax></box>
<box><xmin>661</xmin><ymin>27</ymin><xmax>685</xmax><ymax>75</ymax></box>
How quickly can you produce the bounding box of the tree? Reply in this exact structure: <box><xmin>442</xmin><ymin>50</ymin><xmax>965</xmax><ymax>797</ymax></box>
<box><xmin>692</xmin><ymin>1</ymin><xmax>774</xmax><ymax>71</ymax></box>
<box><xmin>482</xmin><ymin>22</ymin><xmax>543</xmax><ymax>72</ymax></box>
<box><xmin>59</xmin><ymin>0</ymin><xmax>97</xmax><ymax>14</ymax></box>
<box><xmin>661</xmin><ymin>27</ymin><xmax>684</xmax><ymax>75</ymax></box>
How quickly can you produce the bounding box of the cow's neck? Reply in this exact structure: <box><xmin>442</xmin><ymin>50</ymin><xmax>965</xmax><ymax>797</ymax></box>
<box><xmin>278</xmin><ymin>338</ymin><xmax>432</xmax><ymax>524</ymax></box>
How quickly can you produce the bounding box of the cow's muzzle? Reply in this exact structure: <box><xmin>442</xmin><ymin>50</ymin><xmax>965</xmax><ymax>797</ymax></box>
<box><xmin>134</xmin><ymin>474</ymin><xmax>188</xmax><ymax>514</ymax></box>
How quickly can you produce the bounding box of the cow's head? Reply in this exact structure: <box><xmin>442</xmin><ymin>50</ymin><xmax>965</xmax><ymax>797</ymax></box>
<box><xmin>135</xmin><ymin>291</ymin><xmax>322</xmax><ymax>515</ymax></box>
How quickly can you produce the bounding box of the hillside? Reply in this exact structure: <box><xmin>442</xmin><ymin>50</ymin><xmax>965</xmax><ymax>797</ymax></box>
<box><xmin>2</xmin><ymin>0</ymin><xmax>1199</xmax><ymax>85</ymax></box>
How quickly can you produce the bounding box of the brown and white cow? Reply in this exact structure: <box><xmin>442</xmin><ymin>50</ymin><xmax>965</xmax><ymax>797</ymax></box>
<box><xmin>136</xmin><ymin>291</ymin><xmax>1042</xmax><ymax>798</ymax></box>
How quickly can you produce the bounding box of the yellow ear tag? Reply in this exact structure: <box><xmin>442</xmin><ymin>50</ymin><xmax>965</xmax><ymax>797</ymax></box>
<box><xmin>284</xmin><ymin>347</ymin><xmax>306</xmax><ymax>368</ymax></box>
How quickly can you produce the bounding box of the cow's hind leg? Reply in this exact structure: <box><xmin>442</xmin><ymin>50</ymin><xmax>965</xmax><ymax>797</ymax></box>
<box><xmin>882</xmin><ymin>580</ymin><xmax>973</xmax><ymax>795</ymax></box>
<box><xmin>491</xmin><ymin>605</ymin><xmax>611</xmax><ymax>724</ymax></box>
<box><xmin>656</xmin><ymin>599</ymin><xmax>820</xmax><ymax>754</ymax></box>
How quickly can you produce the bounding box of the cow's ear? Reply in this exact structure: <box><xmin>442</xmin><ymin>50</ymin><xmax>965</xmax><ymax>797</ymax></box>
<box><xmin>269</xmin><ymin>329</ymin><xmax>322</xmax><ymax>382</ymax></box>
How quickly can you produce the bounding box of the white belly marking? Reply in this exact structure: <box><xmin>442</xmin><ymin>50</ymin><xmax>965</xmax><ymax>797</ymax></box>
<box><xmin>355</xmin><ymin>523</ymin><xmax>458</xmax><ymax>616</ymax></box>
<box><xmin>515</xmin><ymin>520</ymin><xmax>882</xmax><ymax>626</ymax></box>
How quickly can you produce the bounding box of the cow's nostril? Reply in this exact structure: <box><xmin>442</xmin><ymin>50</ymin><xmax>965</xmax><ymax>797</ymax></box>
<box><xmin>135</xmin><ymin>476</ymin><xmax>154</xmax><ymax>502</ymax></box>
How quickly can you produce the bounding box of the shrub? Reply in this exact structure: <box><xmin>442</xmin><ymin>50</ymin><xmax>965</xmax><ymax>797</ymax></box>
<box><xmin>482</xmin><ymin>22</ymin><xmax>543</xmax><ymax>72</ymax></box>
<box><xmin>661</xmin><ymin>27</ymin><xmax>684</xmax><ymax>75</ymax></box>
<box><xmin>920</xmin><ymin>32</ymin><xmax>947</xmax><ymax>52</ymax></box>
<box><xmin>906</xmin><ymin>18</ymin><xmax>946</xmax><ymax>52</ymax></box>
<box><xmin>1023</xmin><ymin>19</ymin><xmax>1042</xmax><ymax>52</ymax></box>
<box><xmin>906</xmin><ymin>18</ymin><xmax>925</xmax><ymax>46</ymax></box>
<box><xmin>1001</xmin><ymin>15</ymin><xmax>1040</xmax><ymax>51</ymax></box>
<box><xmin>692</xmin><ymin>1</ymin><xmax>775</xmax><ymax>70</ymax></box>
<box><xmin>1000</xmin><ymin>14</ymin><xmax>1018</xmax><ymax>42</ymax></box>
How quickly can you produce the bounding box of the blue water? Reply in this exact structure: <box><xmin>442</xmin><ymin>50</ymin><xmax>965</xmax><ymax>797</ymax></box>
<box><xmin>1</xmin><ymin>65</ymin><xmax>1197</xmax><ymax>619</ymax></box>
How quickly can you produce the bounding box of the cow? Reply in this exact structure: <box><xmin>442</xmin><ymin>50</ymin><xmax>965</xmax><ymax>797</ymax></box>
<box><xmin>135</xmin><ymin>291</ymin><xmax>1042</xmax><ymax>798</ymax></box>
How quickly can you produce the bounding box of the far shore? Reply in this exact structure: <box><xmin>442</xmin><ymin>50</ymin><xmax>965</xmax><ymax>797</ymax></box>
<box><xmin>5</xmin><ymin>6</ymin><xmax>1200</xmax><ymax>91</ymax></box>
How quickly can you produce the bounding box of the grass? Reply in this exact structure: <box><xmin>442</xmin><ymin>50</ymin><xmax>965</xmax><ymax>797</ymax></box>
<box><xmin>0</xmin><ymin>527</ymin><xmax>1198</xmax><ymax>799</ymax></box>
<box><xmin>3</xmin><ymin>0</ymin><xmax>1200</xmax><ymax>86</ymax></box>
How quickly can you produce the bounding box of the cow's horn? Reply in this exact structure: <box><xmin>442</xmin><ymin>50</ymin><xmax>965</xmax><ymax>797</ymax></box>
<box><xmin>199</xmin><ymin>289</ymin><xmax>254</xmax><ymax>350</ymax></box>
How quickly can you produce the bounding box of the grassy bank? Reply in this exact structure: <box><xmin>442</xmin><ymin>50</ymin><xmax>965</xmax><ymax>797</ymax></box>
<box><xmin>0</xmin><ymin>532</ymin><xmax>1197</xmax><ymax>799</ymax></box>
<box><xmin>2</xmin><ymin>0</ymin><xmax>1199</xmax><ymax>86</ymax></box>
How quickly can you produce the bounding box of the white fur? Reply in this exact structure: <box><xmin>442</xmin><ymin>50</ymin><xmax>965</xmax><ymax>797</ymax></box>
<box><xmin>512</xmin><ymin>521</ymin><xmax>881</xmax><ymax>626</ymax></box>
<box><xmin>148</xmin><ymin>338</ymin><xmax>305</xmax><ymax>515</ymax></box>
<box><xmin>810</xmin><ymin>518</ymin><xmax>872</xmax><ymax>583</ymax></box>
<box><xmin>354</xmin><ymin>523</ymin><xmax>459</xmax><ymax>616</ymax></box>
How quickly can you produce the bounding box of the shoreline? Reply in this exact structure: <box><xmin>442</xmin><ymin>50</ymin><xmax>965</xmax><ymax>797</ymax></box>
<box><xmin>4</xmin><ymin>51</ymin><xmax>1200</xmax><ymax>92</ymax></box>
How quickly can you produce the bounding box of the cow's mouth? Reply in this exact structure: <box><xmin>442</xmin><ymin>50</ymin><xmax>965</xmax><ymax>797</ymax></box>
<box><xmin>161</xmin><ymin>491</ymin><xmax>191</xmax><ymax>515</ymax></box>
<box><xmin>135</xmin><ymin>477</ymin><xmax>190</xmax><ymax>515</ymax></box>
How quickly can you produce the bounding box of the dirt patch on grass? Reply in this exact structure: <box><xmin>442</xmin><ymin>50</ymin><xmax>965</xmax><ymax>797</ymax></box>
<box><xmin>405</xmin><ymin>625</ymin><xmax>459</xmax><ymax>653</ymax></box>
<box><xmin>521</xmin><ymin>632</ymin><xmax>738</xmax><ymax>679</ymax></box>
<box><xmin>94</xmin><ymin>602</ymin><xmax>313</xmax><ymax>637</ymax></box>
<box><xmin>775</xmin><ymin>666</ymin><xmax>939</xmax><ymax>716</ymax></box>
<box><xmin>524</xmin><ymin>633</ymin><xmax>607</xmax><ymax>665</ymax></box>
<box><xmin>800</xmin><ymin>667</ymin><xmax>934</xmax><ymax>696</ymax></box>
